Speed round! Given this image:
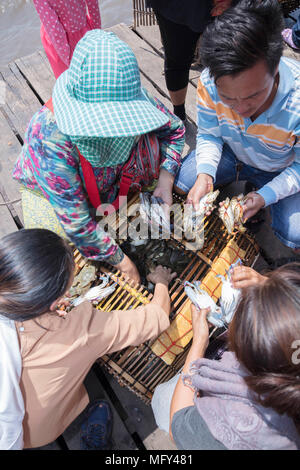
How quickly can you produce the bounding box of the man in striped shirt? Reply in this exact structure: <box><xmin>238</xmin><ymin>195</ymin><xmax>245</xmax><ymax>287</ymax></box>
<box><xmin>175</xmin><ymin>0</ymin><xmax>300</xmax><ymax>252</ymax></box>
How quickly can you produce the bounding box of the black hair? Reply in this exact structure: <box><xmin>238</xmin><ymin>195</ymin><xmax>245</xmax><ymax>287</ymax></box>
<box><xmin>0</xmin><ymin>229</ymin><xmax>75</xmax><ymax>322</ymax></box>
<box><xmin>200</xmin><ymin>0</ymin><xmax>284</xmax><ymax>82</ymax></box>
<box><xmin>229</xmin><ymin>262</ymin><xmax>300</xmax><ymax>434</ymax></box>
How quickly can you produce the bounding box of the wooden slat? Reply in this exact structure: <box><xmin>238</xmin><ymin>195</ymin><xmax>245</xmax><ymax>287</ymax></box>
<box><xmin>15</xmin><ymin>50</ymin><xmax>55</xmax><ymax>104</ymax></box>
<box><xmin>0</xmin><ymin>193</ymin><xmax>18</xmax><ymax>237</ymax></box>
<box><xmin>134</xmin><ymin>25</ymin><xmax>163</xmax><ymax>54</ymax></box>
<box><xmin>0</xmin><ymin>109</ymin><xmax>24</xmax><ymax>224</ymax></box>
<box><xmin>0</xmin><ymin>61</ymin><xmax>42</xmax><ymax>140</ymax></box>
<box><xmin>109</xmin><ymin>24</ymin><xmax>197</xmax><ymax>125</ymax></box>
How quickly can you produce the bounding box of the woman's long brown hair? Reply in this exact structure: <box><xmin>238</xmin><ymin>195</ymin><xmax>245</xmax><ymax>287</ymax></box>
<box><xmin>229</xmin><ymin>263</ymin><xmax>300</xmax><ymax>433</ymax></box>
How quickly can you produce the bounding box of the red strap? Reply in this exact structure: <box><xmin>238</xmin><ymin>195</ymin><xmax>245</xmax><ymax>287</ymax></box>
<box><xmin>45</xmin><ymin>98</ymin><xmax>54</xmax><ymax>113</ymax></box>
<box><xmin>44</xmin><ymin>98</ymin><xmax>134</xmax><ymax>215</ymax></box>
<box><xmin>78</xmin><ymin>153</ymin><xmax>101</xmax><ymax>209</ymax></box>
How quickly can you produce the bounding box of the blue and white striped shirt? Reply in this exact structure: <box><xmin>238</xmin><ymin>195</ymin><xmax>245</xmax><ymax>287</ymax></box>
<box><xmin>196</xmin><ymin>57</ymin><xmax>300</xmax><ymax>206</ymax></box>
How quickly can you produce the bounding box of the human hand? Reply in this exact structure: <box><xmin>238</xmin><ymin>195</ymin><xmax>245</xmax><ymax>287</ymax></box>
<box><xmin>153</xmin><ymin>186</ymin><xmax>173</xmax><ymax>208</ymax></box>
<box><xmin>115</xmin><ymin>254</ymin><xmax>141</xmax><ymax>284</ymax></box>
<box><xmin>147</xmin><ymin>265</ymin><xmax>177</xmax><ymax>286</ymax></box>
<box><xmin>231</xmin><ymin>265</ymin><xmax>267</xmax><ymax>289</ymax></box>
<box><xmin>153</xmin><ymin>169</ymin><xmax>174</xmax><ymax>207</ymax></box>
<box><xmin>242</xmin><ymin>192</ymin><xmax>265</xmax><ymax>221</ymax></box>
<box><xmin>191</xmin><ymin>304</ymin><xmax>210</xmax><ymax>348</ymax></box>
<box><xmin>56</xmin><ymin>297</ymin><xmax>71</xmax><ymax>309</ymax></box>
<box><xmin>186</xmin><ymin>174</ymin><xmax>213</xmax><ymax>211</ymax></box>
<box><xmin>54</xmin><ymin>296</ymin><xmax>71</xmax><ymax>317</ymax></box>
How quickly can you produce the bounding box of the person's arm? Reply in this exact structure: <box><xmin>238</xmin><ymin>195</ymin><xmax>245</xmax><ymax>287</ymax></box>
<box><xmin>33</xmin><ymin>0</ymin><xmax>70</xmax><ymax>65</ymax></box>
<box><xmin>147</xmin><ymin>266</ymin><xmax>177</xmax><ymax>314</ymax></box>
<box><xmin>187</xmin><ymin>73</ymin><xmax>224</xmax><ymax>208</ymax></box>
<box><xmin>169</xmin><ymin>305</ymin><xmax>210</xmax><ymax>439</ymax></box>
<box><xmin>243</xmin><ymin>164</ymin><xmax>300</xmax><ymax>221</ymax></box>
<box><xmin>0</xmin><ymin>320</ymin><xmax>24</xmax><ymax>450</ymax></box>
<box><xmin>243</xmin><ymin>124</ymin><xmax>300</xmax><ymax>219</ymax></box>
<box><xmin>85</xmin><ymin>0</ymin><xmax>101</xmax><ymax>29</ymax></box>
<box><xmin>84</xmin><ymin>266</ymin><xmax>176</xmax><ymax>355</ymax></box>
<box><xmin>142</xmin><ymin>89</ymin><xmax>185</xmax><ymax>206</ymax></box>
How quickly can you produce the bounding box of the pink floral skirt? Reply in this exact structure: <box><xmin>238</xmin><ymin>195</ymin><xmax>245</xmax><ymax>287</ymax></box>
<box><xmin>40</xmin><ymin>19</ymin><xmax>94</xmax><ymax>79</ymax></box>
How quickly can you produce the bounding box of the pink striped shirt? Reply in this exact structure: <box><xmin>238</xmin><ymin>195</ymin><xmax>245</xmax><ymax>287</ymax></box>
<box><xmin>33</xmin><ymin>0</ymin><xmax>101</xmax><ymax>65</ymax></box>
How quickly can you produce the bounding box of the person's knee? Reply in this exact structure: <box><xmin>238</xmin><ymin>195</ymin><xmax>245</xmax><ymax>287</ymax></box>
<box><xmin>273</xmin><ymin>222</ymin><xmax>300</xmax><ymax>250</ymax></box>
<box><xmin>271</xmin><ymin>196</ymin><xmax>300</xmax><ymax>250</ymax></box>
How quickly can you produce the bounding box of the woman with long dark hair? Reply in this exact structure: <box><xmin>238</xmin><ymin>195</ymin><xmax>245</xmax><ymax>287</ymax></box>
<box><xmin>152</xmin><ymin>264</ymin><xmax>300</xmax><ymax>450</ymax></box>
<box><xmin>0</xmin><ymin>229</ymin><xmax>175</xmax><ymax>449</ymax></box>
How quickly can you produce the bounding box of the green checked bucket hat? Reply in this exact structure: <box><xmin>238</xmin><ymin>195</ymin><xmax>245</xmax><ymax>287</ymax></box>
<box><xmin>53</xmin><ymin>29</ymin><xmax>169</xmax><ymax>139</ymax></box>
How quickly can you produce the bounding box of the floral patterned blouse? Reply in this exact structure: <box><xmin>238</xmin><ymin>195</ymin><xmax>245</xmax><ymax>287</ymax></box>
<box><xmin>13</xmin><ymin>91</ymin><xmax>185</xmax><ymax>264</ymax></box>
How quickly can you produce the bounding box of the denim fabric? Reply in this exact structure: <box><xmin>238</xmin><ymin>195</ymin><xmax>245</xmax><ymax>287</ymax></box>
<box><xmin>174</xmin><ymin>145</ymin><xmax>300</xmax><ymax>249</ymax></box>
<box><xmin>292</xmin><ymin>15</ymin><xmax>300</xmax><ymax>48</ymax></box>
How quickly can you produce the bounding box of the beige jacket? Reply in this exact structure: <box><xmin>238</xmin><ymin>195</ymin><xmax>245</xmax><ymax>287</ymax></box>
<box><xmin>16</xmin><ymin>301</ymin><xmax>169</xmax><ymax>448</ymax></box>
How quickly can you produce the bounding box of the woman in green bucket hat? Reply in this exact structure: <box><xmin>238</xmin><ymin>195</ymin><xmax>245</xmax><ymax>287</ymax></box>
<box><xmin>13</xmin><ymin>30</ymin><xmax>185</xmax><ymax>283</ymax></box>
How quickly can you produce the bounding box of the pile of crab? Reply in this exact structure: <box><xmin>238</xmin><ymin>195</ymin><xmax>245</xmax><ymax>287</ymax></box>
<box><xmin>139</xmin><ymin>190</ymin><xmax>248</xmax><ymax>239</ymax></box>
<box><xmin>184</xmin><ymin>259</ymin><xmax>242</xmax><ymax>330</ymax></box>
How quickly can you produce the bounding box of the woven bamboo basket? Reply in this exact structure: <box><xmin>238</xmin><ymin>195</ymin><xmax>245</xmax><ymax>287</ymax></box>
<box><xmin>70</xmin><ymin>193</ymin><xmax>259</xmax><ymax>404</ymax></box>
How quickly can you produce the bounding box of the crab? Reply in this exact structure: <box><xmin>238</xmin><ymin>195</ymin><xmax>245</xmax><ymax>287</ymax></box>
<box><xmin>184</xmin><ymin>259</ymin><xmax>242</xmax><ymax>328</ymax></box>
<box><xmin>184</xmin><ymin>190</ymin><xmax>220</xmax><ymax>237</ymax></box>
<box><xmin>71</xmin><ymin>275</ymin><xmax>117</xmax><ymax>307</ymax></box>
<box><xmin>219</xmin><ymin>194</ymin><xmax>247</xmax><ymax>234</ymax></box>
<box><xmin>144</xmin><ymin>241</ymin><xmax>190</xmax><ymax>274</ymax></box>
<box><xmin>139</xmin><ymin>192</ymin><xmax>170</xmax><ymax>232</ymax></box>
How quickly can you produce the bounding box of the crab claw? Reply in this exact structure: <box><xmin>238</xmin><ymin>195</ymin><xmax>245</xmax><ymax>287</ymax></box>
<box><xmin>184</xmin><ymin>281</ymin><xmax>225</xmax><ymax>327</ymax></box>
<box><xmin>219</xmin><ymin>198</ymin><xmax>235</xmax><ymax>234</ymax></box>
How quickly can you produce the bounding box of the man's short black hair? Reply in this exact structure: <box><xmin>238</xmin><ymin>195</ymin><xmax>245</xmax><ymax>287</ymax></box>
<box><xmin>200</xmin><ymin>0</ymin><xmax>284</xmax><ymax>82</ymax></box>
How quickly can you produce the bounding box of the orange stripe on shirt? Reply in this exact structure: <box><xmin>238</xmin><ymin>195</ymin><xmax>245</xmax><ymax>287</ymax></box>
<box><xmin>197</xmin><ymin>78</ymin><xmax>245</xmax><ymax>128</ymax></box>
<box><xmin>215</xmin><ymin>102</ymin><xmax>245</xmax><ymax>127</ymax></box>
<box><xmin>248</xmin><ymin>124</ymin><xmax>295</xmax><ymax>147</ymax></box>
<box><xmin>197</xmin><ymin>79</ymin><xmax>217</xmax><ymax>111</ymax></box>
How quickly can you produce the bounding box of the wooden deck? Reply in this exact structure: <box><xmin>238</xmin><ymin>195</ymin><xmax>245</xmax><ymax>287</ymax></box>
<box><xmin>0</xmin><ymin>22</ymin><xmax>299</xmax><ymax>450</ymax></box>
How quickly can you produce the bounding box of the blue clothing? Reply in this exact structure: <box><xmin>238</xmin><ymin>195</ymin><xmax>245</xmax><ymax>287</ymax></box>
<box><xmin>292</xmin><ymin>14</ymin><xmax>300</xmax><ymax>47</ymax></box>
<box><xmin>175</xmin><ymin>145</ymin><xmax>300</xmax><ymax>249</ymax></box>
<box><xmin>195</xmin><ymin>57</ymin><xmax>300</xmax><ymax>207</ymax></box>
